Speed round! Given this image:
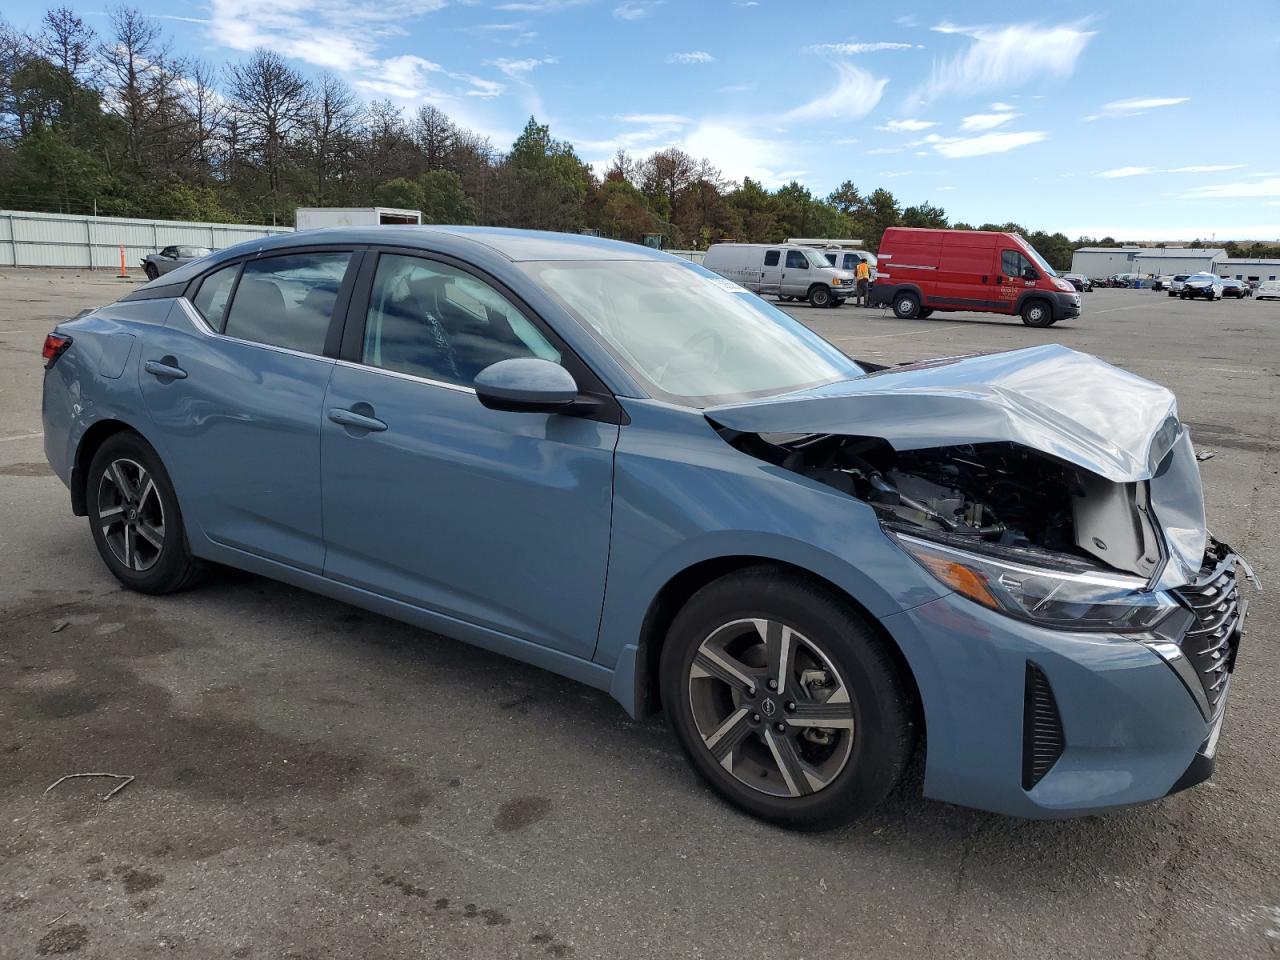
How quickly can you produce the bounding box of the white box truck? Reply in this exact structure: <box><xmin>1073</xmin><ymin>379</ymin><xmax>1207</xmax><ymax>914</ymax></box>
<box><xmin>294</xmin><ymin>207</ymin><xmax>422</xmax><ymax>229</ymax></box>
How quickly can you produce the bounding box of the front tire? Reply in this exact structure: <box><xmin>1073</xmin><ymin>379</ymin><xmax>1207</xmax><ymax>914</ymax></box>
<box><xmin>143</xmin><ymin>263</ymin><xmax>159</xmax><ymax>281</ymax></box>
<box><xmin>808</xmin><ymin>285</ymin><xmax>832</xmax><ymax>308</ymax></box>
<box><xmin>1021</xmin><ymin>299</ymin><xmax>1053</xmax><ymax>327</ymax></box>
<box><xmin>87</xmin><ymin>432</ymin><xmax>205</xmax><ymax>595</ymax></box>
<box><xmin>660</xmin><ymin>567</ymin><xmax>915</xmax><ymax>830</ymax></box>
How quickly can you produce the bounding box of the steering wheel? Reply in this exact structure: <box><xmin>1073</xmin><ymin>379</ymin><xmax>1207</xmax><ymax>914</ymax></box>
<box><xmin>654</xmin><ymin>328</ymin><xmax>726</xmax><ymax>388</ymax></box>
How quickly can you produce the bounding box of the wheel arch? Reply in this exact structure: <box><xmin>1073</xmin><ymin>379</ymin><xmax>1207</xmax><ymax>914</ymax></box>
<box><xmin>1015</xmin><ymin>292</ymin><xmax>1054</xmax><ymax>317</ymax></box>
<box><xmin>628</xmin><ymin>555</ymin><xmax>924</xmax><ymax>737</ymax></box>
<box><xmin>70</xmin><ymin>418</ymin><xmax>146</xmax><ymax>516</ymax></box>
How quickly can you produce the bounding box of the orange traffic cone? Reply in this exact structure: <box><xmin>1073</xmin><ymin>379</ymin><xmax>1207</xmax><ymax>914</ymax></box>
<box><xmin>117</xmin><ymin>244</ymin><xmax>129</xmax><ymax>279</ymax></box>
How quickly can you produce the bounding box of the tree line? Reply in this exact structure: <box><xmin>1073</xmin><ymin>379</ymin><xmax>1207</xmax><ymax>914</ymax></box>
<box><xmin>3</xmin><ymin>7</ymin><xmax>1268</xmax><ymax>269</ymax></box>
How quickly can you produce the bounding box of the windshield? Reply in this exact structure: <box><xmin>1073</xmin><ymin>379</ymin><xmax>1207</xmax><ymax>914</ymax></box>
<box><xmin>1017</xmin><ymin>237</ymin><xmax>1059</xmax><ymax>277</ymax></box>
<box><xmin>805</xmin><ymin>249</ymin><xmax>833</xmax><ymax>268</ymax></box>
<box><xmin>522</xmin><ymin>259</ymin><xmax>862</xmax><ymax>406</ymax></box>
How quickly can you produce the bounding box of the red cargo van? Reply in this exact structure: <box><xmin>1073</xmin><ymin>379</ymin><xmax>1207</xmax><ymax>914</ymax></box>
<box><xmin>870</xmin><ymin>227</ymin><xmax>1081</xmax><ymax>327</ymax></box>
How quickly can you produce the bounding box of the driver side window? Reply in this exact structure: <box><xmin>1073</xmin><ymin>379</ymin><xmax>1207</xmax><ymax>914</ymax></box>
<box><xmin>362</xmin><ymin>254</ymin><xmax>560</xmax><ymax>388</ymax></box>
<box><xmin>1001</xmin><ymin>249</ymin><xmax>1027</xmax><ymax>277</ymax></box>
<box><xmin>785</xmin><ymin>250</ymin><xmax>809</xmax><ymax>269</ymax></box>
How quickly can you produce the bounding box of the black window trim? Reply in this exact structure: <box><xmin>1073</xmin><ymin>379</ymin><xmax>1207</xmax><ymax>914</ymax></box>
<box><xmin>337</xmin><ymin>244</ymin><xmax>627</xmax><ymax>425</ymax></box>
<box><xmin>182</xmin><ymin>244</ymin><xmax>365</xmax><ymax>359</ymax></box>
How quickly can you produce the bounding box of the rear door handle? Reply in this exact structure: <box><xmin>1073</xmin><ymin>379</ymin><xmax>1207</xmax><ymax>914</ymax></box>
<box><xmin>328</xmin><ymin>407</ymin><xmax>388</xmax><ymax>433</ymax></box>
<box><xmin>144</xmin><ymin>358</ymin><xmax>187</xmax><ymax>380</ymax></box>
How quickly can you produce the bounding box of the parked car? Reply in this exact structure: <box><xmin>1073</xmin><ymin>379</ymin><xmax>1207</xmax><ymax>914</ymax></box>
<box><xmin>42</xmin><ymin>227</ymin><xmax>1248</xmax><ymax>828</ymax></box>
<box><xmin>703</xmin><ymin>242</ymin><xmax>857</xmax><ymax>307</ymax></box>
<box><xmin>1219</xmin><ymin>278</ymin><xmax>1250</xmax><ymax>299</ymax></box>
<box><xmin>1255</xmin><ymin>280</ymin><xmax>1280</xmax><ymax>300</ymax></box>
<box><xmin>1166</xmin><ymin>275</ymin><xmax>1192</xmax><ymax>297</ymax></box>
<box><xmin>1180</xmin><ymin>273</ymin><xmax>1224</xmax><ymax>300</ymax></box>
<box><xmin>1063</xmin><ymin>273</ymin><xmax>1092</xmax><ymax>292</ymax></box>
<box><xmin>871</xmin><ymin>227</ymin><xmax>1080</xmax><ymax>326</ymax></box>
<box><xmin>140</xmin><ymin>245</ymin><xmax>212</xmax><ymax>280</ymax></box>
<box><xmin>1151</xmin><ymin>275</ymin><xmax>1173</xmax><ymax>291</ymax></box>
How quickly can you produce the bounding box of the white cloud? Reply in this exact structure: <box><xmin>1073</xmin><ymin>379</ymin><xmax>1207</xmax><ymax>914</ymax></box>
<box><xmin>1167</xmin><ymin>164</ymin><xmax>1245</xmax><ymax>174</ymax></box>
<box><xmin>989</xmin><ymin>101</ymin><xmax>1014</xmax><ymax>111</ymax></box>
<box><xmin>877</xmin><ymin>118</ymin><xmax>937</xmax><ymax>132</ymax></box>
<box><xmin>786</xmin><ymin>61</ymin><xmax>887</xmax><ymax>121</ymax></box>
<box><xmin>866</xmin><ymin>146</ymin><xmax>904</xmax><ymax>155</ymax></box>
<box><xmin>895</xmin><ymin>14</ymin><xmax>918</xmax><ymax>26</ymax></box>
<box><xmin>937</xmin><ymin>185</ymin><xmax>956</xmax><ymax>191</ymax></box>
<box><xmin>959</xmin><ymin>111</ymin><xmax>1018</xmax><ymax>131</ymax></box>
<box><xmin>917</xmin><ymin>21</ymin><xmax>1093</xmax><ymax>100</ymax></box>
<box><xmin>1099</xmin><ymin>96</ymin><xmax>1188</xmax><ymax>115</ymax></box>
<box><xmin>1180</xmin><ymin>178</ymin><xmax>1280</xmax><ymax>200</ymax></box>
<box><xmin>809</xmin><ymin>41</ymin><xmax>922</xmax><ymax>54</ymax></box>
<box><xmin>930</xmin><ymin>130</ymin><xmax>1047</xmax><ymax>158</ymax></box>
<box><xmin>668</xmin><ymin>50</ymin><xmax>715</xmax><ymax>64</ymax></box>
<box><xmin>1097</xmin><ymin>166</ymin><xmax>1153</xmax><ymax>179</ymax></box>
<box><xmin>614</xmin><ymin>1</ymin><xmax>662</xmax><ymax>19</ymax></box>
<box><xmin>496</xmin><ymin>0</ymin><xmax>592</xmax><ymax>11</ymax></box>
<box><xmin>487</xmin><ymin>56</ymin><xmax>557</xmax><ymax>78</ymax></box>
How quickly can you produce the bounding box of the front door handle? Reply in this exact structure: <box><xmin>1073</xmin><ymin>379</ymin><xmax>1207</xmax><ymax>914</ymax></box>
<box><xmin>144</xmin><ymin>358</ymin><xmax>187</xmax><ymax>380</ymax></box>
<box><xmin>328</xmin><ymin>406</ymin><xmax>388</xmax><ymax>433</ymax></box>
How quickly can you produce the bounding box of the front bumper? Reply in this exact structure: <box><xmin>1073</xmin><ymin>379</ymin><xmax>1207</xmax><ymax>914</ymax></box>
<box><xmin>1052</xmin><ymin>290</ymin><xmax>1081</xmax><ymax>319</ymax></box>
<box><xmin>879</xmin><ymin>546</ymin><xmax>1247</xmax><ymax>818</ymax></box>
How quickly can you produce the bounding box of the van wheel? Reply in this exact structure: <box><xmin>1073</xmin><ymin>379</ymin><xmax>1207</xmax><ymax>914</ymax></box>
<box><xmin>808</xmin><ymin>286</ymin><xmax>832</xmax><ymax>308</ymax></box>
<box><xmin>779</xmin><ymin>295</ymin><xmax>794</xmax><ymax>302</ymax></box>
<box><xmin>917</xmin><ymin>308</ymin><xmax>934</xmax><ymax>318</ymax></box>
<box><xmin>892</xmin><ymin>291</ymin><xmax>920</xmax><ymax>318</ymax></box>
<box><xmin>1021</xmin><ymin>300</ymin><xmax>1053</xmax><ymax>327</ymax></box>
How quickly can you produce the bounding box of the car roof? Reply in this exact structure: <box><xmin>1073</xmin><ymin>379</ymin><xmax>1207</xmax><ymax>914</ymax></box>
<box><xmin>227</xmin><ymin>226</ymin><xmax>675</xmax><ymax>263</ymax></box>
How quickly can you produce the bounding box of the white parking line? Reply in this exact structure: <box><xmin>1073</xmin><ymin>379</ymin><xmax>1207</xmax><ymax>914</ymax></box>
<box><xmin>1090</xmin><ymin>303</ymin><xmax>1160</xmax><ymax>316</ymax></box>
<box><xmin>0</xmin><ymin>431</ymin><xmax>43</xmax><ymax>443</ymax></box>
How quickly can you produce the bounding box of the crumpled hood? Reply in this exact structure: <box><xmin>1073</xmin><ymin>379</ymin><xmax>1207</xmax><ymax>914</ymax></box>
<box><xmin>706</xmin><ymin>344</ymin><xmax>1180</xmax><ymax>483</ymax></box>
<box><xmin>707</xmin><ymin>344</ymin><xmax>1208</xmax><ymax>586</ymax></box>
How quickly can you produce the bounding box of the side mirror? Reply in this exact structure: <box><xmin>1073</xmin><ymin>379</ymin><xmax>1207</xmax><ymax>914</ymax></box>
<box><xmin>474</xmin><ymin>358</ymin><xmax>579</xmax><ymax>414</ymax></box>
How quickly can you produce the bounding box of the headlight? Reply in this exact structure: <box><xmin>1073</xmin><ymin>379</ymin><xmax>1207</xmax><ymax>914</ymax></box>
<box><xmin>831</xmin><ymin>278</ymin><xmax>842</xmax><ymax>285</ymax></box>
<box><xmin>893</xmin><ymin>533</ymin><xmax>1177</xmax><ymax>632</ymax></box>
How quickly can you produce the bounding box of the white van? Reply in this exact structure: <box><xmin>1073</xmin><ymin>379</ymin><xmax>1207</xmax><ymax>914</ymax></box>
<box><xmin>701</xmin><ymin>243</ymin><xmax>857</xmax><ymax>307</ymax></box>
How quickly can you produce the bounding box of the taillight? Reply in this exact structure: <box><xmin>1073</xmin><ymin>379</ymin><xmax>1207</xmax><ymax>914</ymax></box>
<box><xmin>42</xmin><ymin>332</ymin><xmax>73</xmax><ymax>369</ymax></box>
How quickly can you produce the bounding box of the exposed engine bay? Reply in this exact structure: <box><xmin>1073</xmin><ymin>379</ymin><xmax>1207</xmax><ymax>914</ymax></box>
<box><xmin>725</xmin><ymin>429</ymin><xmax>1168</xmax><ymax>578</ymax></box>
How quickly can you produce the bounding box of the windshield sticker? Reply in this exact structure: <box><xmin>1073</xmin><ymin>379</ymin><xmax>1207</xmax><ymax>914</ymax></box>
<box><xmin>707</xmin><ymin>276</ymin><xmax>751</xmax><ymax>294</ymax></box>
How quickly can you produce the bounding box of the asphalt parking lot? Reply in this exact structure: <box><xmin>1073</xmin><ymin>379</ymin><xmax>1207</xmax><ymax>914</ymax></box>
<box><xmin>2</xmin><ymin>270</ymin><xmax>1278</xmax><ymax>960</ymax></box>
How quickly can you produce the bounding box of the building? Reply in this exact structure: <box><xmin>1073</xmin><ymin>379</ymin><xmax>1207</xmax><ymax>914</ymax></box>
<box><xmin>1068</xmin><ymin>246</ymin><xmax>1226</xmax><ymax>278</ymax></box>
<box><xmin>1216</xmin><ymin>258</ymin><xmax>1280</xmax><ymax>283</ymax></box>
<box><xmin>1068</xmin><ymin>246</ymin><xmax>1143</xmax><ymax>277</ymax></box>
<box><xmin>1133</xmin><ymin>248</ymin><xmax>1226</xmax><ymax>277</ymax></box>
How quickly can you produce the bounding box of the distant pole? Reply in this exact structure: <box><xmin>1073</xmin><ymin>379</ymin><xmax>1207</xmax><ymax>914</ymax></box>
<box><xmin>117</xmin><ymin>244</ymin><xmax>128</xmax><ymax>279</ymax></box>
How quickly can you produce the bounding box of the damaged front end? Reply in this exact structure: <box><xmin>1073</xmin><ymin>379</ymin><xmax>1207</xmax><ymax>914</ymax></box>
<box><xmin>707</xmin><ymin>345</ymin><xmax>1256</xmax><ymax>716</ymax></box>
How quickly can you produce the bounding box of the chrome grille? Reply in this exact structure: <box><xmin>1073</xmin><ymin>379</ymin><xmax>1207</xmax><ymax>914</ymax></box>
<box><xmin>1173</xmin><ymin>560</ymin><xmax>1242</xmax><ymax>715</ymax></box>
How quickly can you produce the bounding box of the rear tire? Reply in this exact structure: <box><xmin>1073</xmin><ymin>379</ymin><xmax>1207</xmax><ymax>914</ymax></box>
<box><xmin>1021</xmin><ymin>299</ymin><xmax>1053</xmax><ymax>327</ymax></box>
<box><xmin>660</xmin><ymin>566</ymin><xmax>915</xmax><ymax>830</ymax></box>
<box><xmin>917</xmin><ymin>307</ymin><xmax>934</xmax><ymax>318</ymax></box>
<box><xmin>87</xmin><ymin>432</ymin><xmax>205</xmax><ymax>595</ymax></box>
<box><xmin>808</xmin><ymin>285</ymin><xmax>832</xmax><ymax>308</ymax></box>
<box><xmin>892</xmin><ymin>291</ymin><xmax>920</xmax><ymax>319</ymax></box>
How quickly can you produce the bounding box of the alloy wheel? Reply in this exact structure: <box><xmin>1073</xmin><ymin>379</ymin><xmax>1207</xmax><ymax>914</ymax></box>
<box><xmin>97</xmin><ymin>458</ymin><xmax>165</xmax><ymax>572</ymax></box>
<box><xmin>687</xmin><ymin>618</ymin><xmax>854</xmax><ymax>798</ymax></box>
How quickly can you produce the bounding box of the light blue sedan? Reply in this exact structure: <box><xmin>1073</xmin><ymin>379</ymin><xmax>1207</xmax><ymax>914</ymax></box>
<box><xmin>40</xmin><ymin>227</ymin><xmax>1248</xmax><ymax>828</ymax></box>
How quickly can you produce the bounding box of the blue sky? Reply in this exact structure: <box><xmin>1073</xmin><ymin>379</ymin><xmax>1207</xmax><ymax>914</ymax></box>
<box><xmin>24</xmin><ymin>0</ymin><xmax>1280</xmax><ymax>239</ymax></box>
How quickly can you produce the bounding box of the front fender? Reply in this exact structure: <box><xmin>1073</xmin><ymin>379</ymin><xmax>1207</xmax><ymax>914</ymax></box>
<box><xmin>595</xmin><ymin>399</ymin><xmax>947</xmax><ymax>684</ymax></box>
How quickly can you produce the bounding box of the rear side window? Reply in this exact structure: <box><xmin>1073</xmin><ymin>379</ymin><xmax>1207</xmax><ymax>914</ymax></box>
<box><xmin>191</xmin><ymin>264</ymin><xmax>239</xmax><ymax>332</ymax></box>
<box><xmin>764</xmin><ymin>250</ymin><xmax>780</xmax><ymax>267</ymax></box>
<box><xmin>223</xmin><ymin>252</ymin><xmax>352</xmax><ymax>355</ymax></box>
<box><xmin>785</xmin><ymin>250</ymin><xmax>808</xmax><ymax>269</ymax></box>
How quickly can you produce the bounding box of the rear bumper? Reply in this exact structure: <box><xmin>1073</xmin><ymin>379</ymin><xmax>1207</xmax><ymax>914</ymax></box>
<box><xmin>879</xmin><ymin>554</ymin><xmax>1245</xmax><ymax>818</ymax></box>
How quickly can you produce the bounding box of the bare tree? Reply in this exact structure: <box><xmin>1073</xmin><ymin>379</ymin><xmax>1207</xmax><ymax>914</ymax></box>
<box><xmin>183</xmin><ymin>59</ymin><xmax>224</xmax><ymax>182</ymax></box>
<box><xmin>307</xmin><ymin>72</ymin><xmax>358</xmax><ymax>202</ymax></box>
<box><xmin>99</xmin><ymin>6</ymin><xmax>174</xmax><ymax>166</ymax></box>
<box><xmin>413</xmin><ymin>104</ymin><xmax>455</xmax><ymax>171</ymax></box>
<box><xmin>639</xmin><ymin>146</ymin><xmax>696</xmax><ymax>220</ymax></box>
<box><xmin>226</xmin><ymin>48</ymin><xmax>309</xmax><ymax>212</ymax></box>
